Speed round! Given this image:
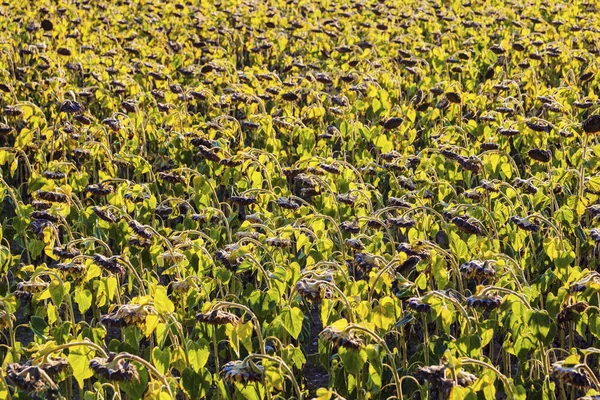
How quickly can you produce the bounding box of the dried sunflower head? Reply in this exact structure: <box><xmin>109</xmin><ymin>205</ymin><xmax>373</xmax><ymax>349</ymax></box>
<box><xmin>90</xmin><ymin>354</ymin><xmax>139</xmax><ymax>382</ymax></box>
<box><xmin>337</xmin><ymin>193</ymin><xmax>358</xmax><ymax>205</ymax></box>
<box><xmin>513</xmin><ymin>178</ymin><xmax>538</xmax><ymax>194</ymax></box>
<box><xmin>380</xmin><ymin>150</ymin><xmax>402</xmax><ymax>161</ymax></box>
<box><xmin>102</xmin><ymin>118</ymin><xmax>121</xmax><ymax>132</ymax></box>
<box><xmin>320</xmin><ymin>326</ymin><xmax>363</xmax><ymax>350</ymax></box>
<box><xmin>52</xmin><ymin>245</ymin><xmax>80</xmax><ymax>259</ymax></box>
<box><xmin>340</xmin><ymin>219</ymin><xmax>360</xmax><ymax>234</ymax></box>
<box><xmin>416</xmin><ymin>364</ymin><xmax>477</xmax><ymax>389</ymax></box>
<box><xmin>155</xmin><ymin>204</ymin><xmax>173</xmax><ymax>218</ymax></box>
<box><xmin>396</xmin><ymin>256</ymin><xmax>421</xmax><ymax>274</ymax></box>
<box><xmin>196</xmin><ymin>309</ymin><xmax>239</xmax><ymax>326</ymax></box>
<box><xmin>452</xmin><ymin>215</ymin><xmax>483</xmax><ymax>235</ymax></box>
<box><xmin>158</xmin><ymin>171</ymin><xmax>185</xmax><ymax>184</ymax></box>
<box><xmin>397</xmin><ymin>243</ymin><xmax>430</xmax><ymax>259</ymax></box>
<box><xmin>480</xmin><ymin>180</ymin><xmax>498</xmax><ymax>192</ymax></box>
<box><xmin>526</xmin><ymin>119</ymin><xmax>553</xmax><ymax>133</ymax></box>
<box><xmin>528</xmin><ymin>148</ymin><xmax>552</xmax><ymax>163</ymax></box>
<box><xmin>466</xmin><ymin>294</ymin><xmax>503</xmax><ymax>311</ymax></box>
<box><xmin>0</xmin><ymin>310</ymin><xmax>13</xmax><ymax>329</ymax></box>
<box><xmin>172</xmin><ymin>280</ymin><xmax>191</xmax><ymax>293</ymax></box>
<box><xmin>354</xmin><ymin>252</ymin><xmax>379</xmax><ymax>269</ymax></box>
<box><xmin>456</xmin><ymin>155</ymin><xmax>481</xmax><ymax>173</ymax></box>
<box><xmin>32</xmin><ymin>200</ymin><xmax>52</xmax><ymax>210</ymax></box>
<box><xmin>295</xmin><ymin>279</ymin><xmax>333</xmax><ymax>302</ymax></box>
<box><xmin>160</xmin><ymin>251</ymin><xmax>186</xmax><ymax>264</ymax></box>
<box><xmin>498</xmin><ymin>128</ymin><xmax>519</xmax><ymax>137</ymax></box>
<box><xmin>509</xmin><ymin>216</ymin><xmax>540</xmax><ymax>232</ymax></box>
<box><xmin>197</xmin><ymin>145</ymin><xmax>221</xmax><ymax>162</ymax></box>
<box><xmin>275</xmin><ymin>197</ymin><xmax>300</xmax><ymax>210</ymax></box>
<box><xmin>229</xmin><ymin>195</ymin><xmax>257</xmax><ymax>206</ymax></box>
<box><xmin>590</xmin><ymin>229</ymin><xmax>600</xmax><ymax>243</ymax></box>
<box><xmin>344</xmin><ymin>238</ymin><xmax>365</xmax><ymax>250</ymax></box>
<box><xmin>39</xmin><ymin>357</ymin><xmax>70</xmax><ymax>377</ymax></box>
<box><xmin>92</xmin><ymin>206</ymin><xmax>119</xmax><ymax>223</ymax></box>
<box><xmin>92</xmin><ymin>254</ymin><xmax>125</xmax><ymax>275</ymax></box>
<box><xmin>43</xmin><ymin>171</ymin><xmax>66</xmax><ymax>180</ymax></box>
<box><xmin>6</xmin><ymin>363</ymin><xmax>51</xmax><ymax>393</ymax></box>
<box><xmin>265</xmin><ymin>237</ymin><xmax>292</xmax><ymax>248</ymax></box>
<box><xmin>31</xmin><ymin>211</ymin><xmax>59</xmax><ymax>223</ymax></box>
<box><xmin>215</xmin><ymin>244</ymin><xmax>243</xmax><ymax>270</ymax></box>
<box><xmin>551</xmin><ymin>364</ymin><xmax>592</xmax><ymax>388</ymax></box>
<box><xmin>415</xmin><ymin>365</ymin><xmax>454</xmax><ymax>390</ymax></box>
<box><xmin>15</xmin><ymin>279</ymin><xmax>49</xmax><ymax>299</ymax></box>
<box><xmin>479</xmin><ymin>142</ymin><xmax>500</xmax><ymax>151</ymax></box>
<box><xmin>128</xmin><ymin>236</ymin><xmax>153</xmax><ymax>249</ymax></box>
<box><xmin>388</xmin><ymin>197</ymin><xmax>411</xmax><ymax>208</ymax></box>
<box><xmin>35</xmin><ymin>190</ymin><xmax>69</xmax><ymax>203</ymax></box>
<box><xmin>582</xmin><ymin>115</ymin><xmax>600</xmax><ymax>134</ymax></box>
<box><xmin>101</xmin><ymin>304</ymin><xmax>156</xmax><ymax>329</ymax></box>
<box><xmin>386</xmin><ymin>216</ymin><xmax>416</xmax><ymax>229</ymax></box>
<box><xmin>235</xmin><ymin>231</ymin><xmax>261</xmax><ymax>240</ymax></box>
<box><xmin>128</xmin><ymin>220</ymin><xmax>154</xmax><ymax>239</ymax></box>
<box><xmin>320</xmin><ymin>163</ymin><xmax>341</xmax><ymax>174</ymax></box>
<box><xmin>459</xmin><ymin>260</ymin><xmax>496</xmax><ymax>280</ymax></box>
<box><xmin>557</xmin><ymin>302</ymin><xmax>588</xmax><ymax>326</ymax></box>
<box><xmin>84</xmin><ymin>184</ymin><xmax>115</xmax><ymax>197</ymax></box>
<box><xmin>59</xmin><ymin>100</ymin><xmax>83</xmax><ymax>114</ymax></box>
<box><xmin>463</xmin><ymin>189</ymin><xmax>483</xmax><ymax>201</ymax></box>
<box><xmin>406</xmin><ymin>297</ymin><xmax>432</xmax><ymax>313</ymax></box>
<box><xmin>221</xmin><ymin>360</ymin><xmax>264</xmax><ymax>384</ymax></box>
<box><xmin>445</xmin><ymin>91</ymin><xmax>461</xmax><ymax>104</ymax></box>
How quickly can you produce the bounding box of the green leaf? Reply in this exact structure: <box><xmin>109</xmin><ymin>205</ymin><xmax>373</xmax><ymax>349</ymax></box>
<box><xmin>28</xmin><ymin>239</ymin><xmax>45</xmax><ymax>259</ymax></box>
<box><xmin>449</xmin><ymin>231</ymin><xmax>468</xmax><ymax>261</ymax></box>
<box><xmin>514</xmin><ymin>334</ymin><xmax>537</xmax><ymax>362</ymax></box>
<box><xmin>188</xmin><ymin>339</ymin><xmax>210</xmax><ymax>373</ymax></box>
<box><xmin>338</xmin><ymin>347</ymin><xmax>367</xmax><ymax>375</ymax></box>
<box><xmin>181</xmin><ymin>368</ymin><xmax>212</xmax><ymax>399</ymax></box>
<box><xmin>49</xmin><ymin>279</ymin><xmax>69</xmax><ymax>306</ymax></box>
<box><xmin>512</xmin><ymin>383</ymin><xmax>528</xmax><ymax>400</ymax></box>
<box><xmin>103</xmin><ymin>277</ymin><xmax>118</xmax><ymax>302</ymax></box>
<box><xmin>237</xmin><ymin>321</ymin><xmax>254</xmax><ymax>353</ymax></box>
<box><xmin>236</xmin><ymin>384</ymin><xmax>264</xmax><ymax>400</ymax></box>
<box><xmin>439</xmin><ymin>307</ymin><xmax>454</xmax><ymax>335</ymax></box>
<box><xmin>280</xmin><ymin>306</ymin><xmax>304</xmax><ymax>339</ymax></box>
<box><xmin>68</xmin><ymin>345</ymin><xmax>96</xmax><ymax>388</ymax></box>
<box><xmin>371</xmin><ymin>296</ymin><xmax>398</xmax><ymax>330</ymax></box>
<box><xmin>554</xmin><ymin>206</ymin><xmax>574</xmax><ymax>228</ymax></box>
<box><xmin>154</xmin><ymin>285</ymin><xmax>174</xmax><ymax>314</ymax></box>
<box><xmin>120</xmin><ymin>362</ymin><xmax>149</xmax><ymax>399</ymax></box>
<box><xmin>14</xmin><ymin>128</ymin><xmax>33</xmax><ymax>149</ymax></box>
<box><xmin>29</xmin><ymin>316</ymin><xmax>48</xmax><ymax>339</ymax></box>
<box><xmin>374</xmin><ymin>134</ymin><xmax>394</xmax><ymax>153</ymax></box>
<box><xmin>526</xmin><ymin>309</ymin><xmax>556</xmax><ymax>345</ymax></box>
<box><xmin>449</xmin><ymin>386</ymin><xmax>477</xmax><ymax>400</ymax></box>
<box><xmin>152</xmin><ymin>348</ymin><xmax>171</xmax><ymax>375</ymax></box>
<box><xmin>281</xmin><ymin>345</ymin><xmax>306</xmax><ymax>369</ymax></box>
<box><xmin>74</xmin><ymin>289</ymin><xmax>93</xmax><ymax>315</ymax></box>
<box><xmin>455</xmin><ymin>335</ymin><xmax>482</xmax><ymax>357</ymax></box>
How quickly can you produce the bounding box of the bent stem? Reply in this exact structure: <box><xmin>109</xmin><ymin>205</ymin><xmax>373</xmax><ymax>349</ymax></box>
<box><xmin>460</xmin><ymin>357</ymin><xmax>515</xmax><ymax>400</ymax></box>
<box><xmin>112</xmin><ymin>353</ymin><xmax>174</xmax><ymax>399</ymax></box>
<box><xmin>346</xmin><ymin>324</ymin><xmax>402</xmax><ymax>400</ymax></box>
<box><xmin>38</xmin><ymin>340</ymin><xmax>109</xmax><ymax>359</ymax></box>
<box><xmin>318</xmin><ymin>281</ymin><xmax>356</xmax><ymax>323</ymax></box>
<box><xmin>212</xmin><ymin>302</ymin><xmax>266</xmax><ymax>354</ymax></box>
<box><xmin>244</xmin><ymin>354</ymin><xmax>303</xmax><ymax>400</ymax></box>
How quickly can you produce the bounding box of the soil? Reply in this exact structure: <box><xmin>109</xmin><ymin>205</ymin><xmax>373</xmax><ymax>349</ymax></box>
<box><xmin>301</xmin><ymin>301</ymin><xmax>330</xmax><ymax>395</ymax></box>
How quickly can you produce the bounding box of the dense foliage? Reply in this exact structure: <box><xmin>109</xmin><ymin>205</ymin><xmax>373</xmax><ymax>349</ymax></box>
<box><xmin>1</xmin><ymin>0</ymin><xmax>600</xmax><ymax>399</ymax></box>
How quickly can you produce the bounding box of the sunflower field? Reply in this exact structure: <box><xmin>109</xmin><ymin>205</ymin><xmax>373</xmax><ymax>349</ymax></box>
<box><xmin>1</xmin><ymin>0</ymin><xmax>600</xmax><ymax>399</ymax></box>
